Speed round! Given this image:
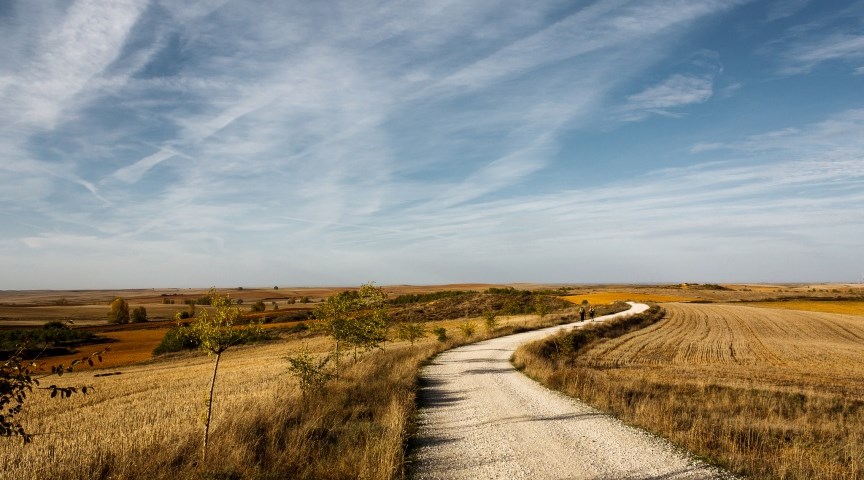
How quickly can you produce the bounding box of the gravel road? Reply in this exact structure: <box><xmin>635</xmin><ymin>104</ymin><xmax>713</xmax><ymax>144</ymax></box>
<box><xmin>411</xmin><ymin>303</ymin><xmax>730</xmax><ymax>479</ymax></box>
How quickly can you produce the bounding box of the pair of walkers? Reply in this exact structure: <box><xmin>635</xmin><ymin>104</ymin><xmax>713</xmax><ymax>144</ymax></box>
<box><xmin>578</xmin><ymin>305</ymin><xmax>596</xmax><ymax>321</ymax></box>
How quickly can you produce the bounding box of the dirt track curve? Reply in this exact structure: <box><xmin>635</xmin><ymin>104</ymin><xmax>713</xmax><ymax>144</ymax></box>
<box><xmin>411</xmin><ymin>303</ymin><xmax>731</xmax><ymax>479</ymax></box>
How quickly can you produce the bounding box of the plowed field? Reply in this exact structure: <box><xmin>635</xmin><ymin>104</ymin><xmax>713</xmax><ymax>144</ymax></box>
<box><xmin>517</xmin><ymin>302</ymin><xmax>864</xmax><ymax>478</ymax></box>
<box><xmin>585</xmin><ymin>303</ymin><xmax>864</xmax><ymax>395</ymax></box>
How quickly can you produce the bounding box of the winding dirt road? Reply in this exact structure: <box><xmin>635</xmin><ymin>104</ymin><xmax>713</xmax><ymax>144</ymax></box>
<box><xmin>412</xmin><ymin>303</ymin><xmax>730</xmax><ymax>479</ymax></box>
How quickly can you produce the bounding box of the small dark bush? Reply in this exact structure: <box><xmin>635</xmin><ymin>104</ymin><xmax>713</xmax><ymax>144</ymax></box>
<box><xmin>152</xmin><ymin>327</ymin><xmax>199</xmax><ymax>355</ymax></box>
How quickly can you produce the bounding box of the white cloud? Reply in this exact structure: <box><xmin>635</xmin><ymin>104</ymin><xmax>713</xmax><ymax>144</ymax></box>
<box><xmin>781</xmin><ymin>34</ymin><xmax>864</xmax><ymax>74</ymax></box>
<box><xmin>620</xmin><ymin>74</ymin><xmax>714</xmax><ymax>121</ymax></box>
<box><xmin>0</xmin><ymin>0</ymin><xmax>148</xmax><ymax>129</ymax></box>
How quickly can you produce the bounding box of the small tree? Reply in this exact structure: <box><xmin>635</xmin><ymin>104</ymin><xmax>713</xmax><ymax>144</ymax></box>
<box><xmin>108</xmin><ymin>298</ymin><xmax>130</xmax><ymax>324</ymax></box>
<box><xmin>130</xmin><ymin>306</ymin><xmax>148</xmax><ymax>323</ymax></box>
<box><xmin>178</xmin><ymin>288</ymin><xmax>262</xmax><ymax>466</ymax></box>
<box><xmin>251</xmin><ymin>300</ymin><xmax>266</xmax><ymax>312</ymax></box>
<box><xmin>314</xmin><ymin>283</ymin><xmax>388</xmax><ymax>363</ymax></box>
<box><xmin>483</xmin><ymin>310</ymin><xmax>499</xmax><ymax>332</ymax></box>
<box><xmin>396</xmin><ymin>322</ymin><xmax>426</xmax><ymax>346</ymax></box>
<box><xmin>285</xmin><ymin>345</ymin><xmax>336</xmax><ymax>399</ymax></box>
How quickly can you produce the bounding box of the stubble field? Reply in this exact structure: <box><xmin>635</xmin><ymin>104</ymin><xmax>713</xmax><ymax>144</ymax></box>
<box><xmin>515</xmin><ymin>302</ymin><xmax>864</xmax><ymax>478</ymax></box>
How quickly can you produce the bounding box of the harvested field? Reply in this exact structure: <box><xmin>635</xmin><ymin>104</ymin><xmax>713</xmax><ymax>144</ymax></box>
<box><xmin>744</xmin><ymin>300</ymin><xmax>864</xmax><ymax>316</ymax></box>
<box><xmin>589</xmin><ymin>303</ymin><xmax>864</xmax><ymax>394</ymax></box>
<box><xmin>515</xmin><ymin>302</ymin><xmax>864</xmax><ymax>478</ymax></box>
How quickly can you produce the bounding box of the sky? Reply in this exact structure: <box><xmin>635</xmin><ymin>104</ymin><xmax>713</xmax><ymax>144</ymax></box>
<box><xmin>1</xmin><ymin>0</ymin><xmax>863</xmax><ymax>289</ymax></box>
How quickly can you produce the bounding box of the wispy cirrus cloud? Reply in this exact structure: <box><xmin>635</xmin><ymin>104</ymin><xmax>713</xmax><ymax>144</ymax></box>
<box><xmin>618</xmin><ymin>74</ymin><xmax>715</xmax><ymax>121</ymax></box>
<box><xmin>2</xmin><ymin>0</ymin><xmax>862</xmax><ymax>288</ymax></box>
<box><xmin>781</xmin><ymin>33</ymin><xmax>864</xmax><ymax>74</ymax></box>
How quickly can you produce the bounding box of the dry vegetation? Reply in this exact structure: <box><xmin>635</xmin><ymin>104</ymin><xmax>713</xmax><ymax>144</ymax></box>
<box><xmin>0</xmin><ymin>289</ymin><xmax>588</xmax><ymax>480</ymax></box>
<box><xmin>5</xmin><ymin>284</ymin><xmax>864</xmax><ymax>479</ymax></box>
<box><xmin>514</xmin><ymin>302</ymin><xmax>864</xmax><ymax>479</ymax></box>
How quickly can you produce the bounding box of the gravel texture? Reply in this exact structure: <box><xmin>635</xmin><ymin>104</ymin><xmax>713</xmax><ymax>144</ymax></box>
<box><xmin>412</xmin><ymin>303</ymin><xmax>731</xmax><ymax>479</ymax></box>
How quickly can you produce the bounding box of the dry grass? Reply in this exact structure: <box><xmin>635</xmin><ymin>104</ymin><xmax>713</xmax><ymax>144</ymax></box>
<box><xmin>1</xmin><ymin>333</ymin><xmax>415</xmax><ymax>479</ymax></box>
<box><xmin>0</xmin><ymin>304</ymin><xmax>585</xmax><ymax>479</ymax></box>
<box><xmin>743</xmin><ymin>300</ymin><xmax>864</xmax><ymax>316</ymax></box>
<box><xmin>514</xmin><ymin>303</ymin><xmax>864</xmax><ymax>479</ymax></box>
<box><xmin>561</xmin><ymin>292</ymin><xmax>697</xmax><ymax>305</ymax></box>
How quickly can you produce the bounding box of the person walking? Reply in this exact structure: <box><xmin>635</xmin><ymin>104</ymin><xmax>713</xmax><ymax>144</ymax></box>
<box><xmin>579</xmin><ymin>306</ymin><xmax>585</xmax><ymax>321</ymax></box>
<box><xmin>589</xmin><ymin>306</ymin><xmax>595</xmax><ymax>321</ymax></box>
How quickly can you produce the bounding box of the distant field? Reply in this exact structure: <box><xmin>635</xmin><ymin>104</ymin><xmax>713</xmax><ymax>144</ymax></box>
<box><xmin>562</xmin><ymin>292</ymin><xmax>697</xmax><ymax>305</ymax></box>
<box><xmin>744</xmin><ymin>300</ymin><xmax>864</xmax><ymax>316</ymax></box>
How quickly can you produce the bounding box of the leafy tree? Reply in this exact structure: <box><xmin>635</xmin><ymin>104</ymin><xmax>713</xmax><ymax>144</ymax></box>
<box><xmin>314</xmin><ymin>282</ymin><xmax>389</xmax><ymax>363</ymax></box>
<box><xmin>483</xmin><ymin>310</ymin><xmax>499</xmax><ymax>332</ymax></box>
<box><xmin>250</xmin><ymin>300</ymin><xmax>266</xmax><ymax>313</ymax></box>
<box><xmin>130</xmin><ymin>306</ymin><xmax>148</xmax><ymax>323</ymax></box>
<box><xmin>1</xmin><ymin>346</ymin><xmax>106</xmax><ymax>443</ymax></box>
<box><xmin>177</xmin><ymin>288</ymin><xmax>262</xmax><ymax>466</ymax></box>
<box><xmin>396</xmin><ymin>322</ymin><xmax>426</xmax><ymax>346</ymax></box>
<box><xmin>108</xmin><ymin>298</ymin><xmax>130</xmax><ymax>324</ymax></box>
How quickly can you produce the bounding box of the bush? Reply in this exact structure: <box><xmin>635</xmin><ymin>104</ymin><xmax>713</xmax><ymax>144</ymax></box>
<box><xmin>152</xmin><ymin>326</ymin><xmax>198</xmax><ymax>355</ymax></box>
<box><xmin>43</xmin><ymin>321</ymin><xmax>69</xmax><ymax>330</ymax></box>
<box><xmin>251</xmin><ymin>301</ymin><xmax>266</xmax><ymax>312</ymax></box>
<box><xmin>457</xmin><ymin>321</ymin><xmax>475</xmax><ymax>338</ymax></box>
<box><xmin>131</xmin><ymin>306</ymin><xmax>147</xmax><ymax>323</ymax></box>
<box><xmin>432</xmin><ymin>327</ymin><xmax>447</xmax><ymax>342</ymax></box>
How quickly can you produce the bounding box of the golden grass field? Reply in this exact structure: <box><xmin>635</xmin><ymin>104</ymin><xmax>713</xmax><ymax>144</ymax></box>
<box><xmin>744</xmin><ymin>300</ymin><xmax>864</xmax><ymax>316</ymax></box>
<box><xmin>4</xmin><ymin>284</ymin><xmax>864</xmax><ymax>479</ymax></box>
<box><xmin>0</xmin><ymin>304</ymin><xmax>579</xmax><ymax>480</ymax></box>
<box><xmin>515</xmin><ymin>302</ymin><xmax>864</xmax><ymax>479</ymax></box>
<box><xmin>562</xmin><ymin>291</ymin><xmax>698</xmax><ymax>305</ymax></box>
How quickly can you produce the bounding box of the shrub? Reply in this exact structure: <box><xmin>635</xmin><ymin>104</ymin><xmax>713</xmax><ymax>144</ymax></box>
<box><xmin>285</xmin><ymin>346</ymin><xmax>336</xmax><ymax>399</ymax></box>
<box><xmin>108</xmin><ymin>298</ymin><xmax>130</xmax><ymax>324</ymax></box>
<box><xmin>152</xmin><ymin>326</ymin><xmax>198</xmax><ymax>355</ymax></box>
<box><xmin>131</xmin><ymin>306</ymin><xmax>147</xmax><ymax>323</ymax></box>
<box><xmin>457</xmin><ymin>321</ymin><xmax>476</xmax><ymax>338</ymax></box>
<box><xmin>483</xmin><ymin>310</ymin><xmax>498</xmax><ymax>332</ymax></box>
<box><xmin>251</xmin><ymin>301</ymin><xmax>266</xmax><ymax>313</ymax></box>
<box><xmin>432</xmin><ymin>327</ymin><xmax>447</xmax><ymax>342</ymax></box>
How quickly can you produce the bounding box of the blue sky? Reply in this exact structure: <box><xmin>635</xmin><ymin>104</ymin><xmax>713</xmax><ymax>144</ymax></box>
<box><xmin>1</xmin><ymin>0</ymin><xmax>863</xmax><ymax>289</ymax></box>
